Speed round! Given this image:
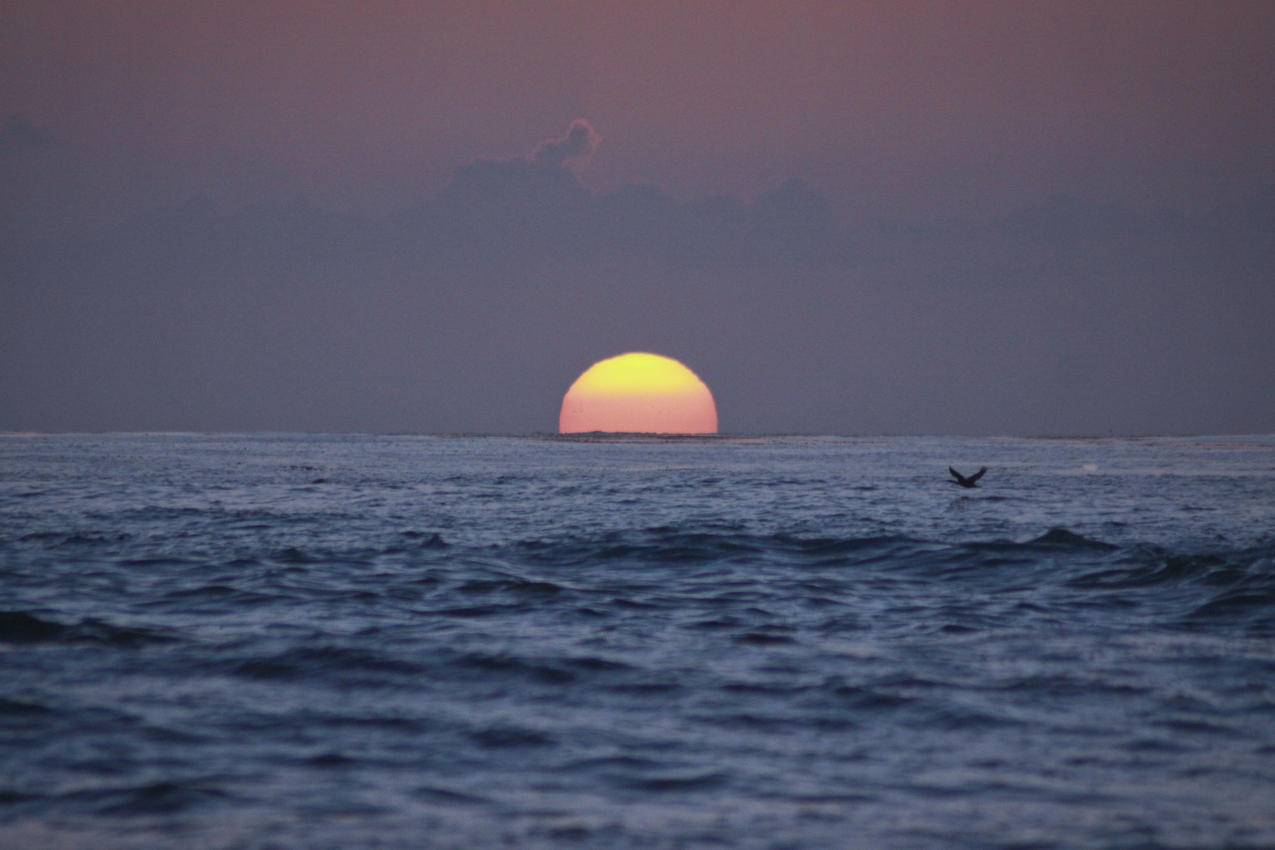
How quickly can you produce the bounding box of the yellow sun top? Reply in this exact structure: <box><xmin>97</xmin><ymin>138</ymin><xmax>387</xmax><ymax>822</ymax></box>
<box><xmin>566</xmin><ymin>352</ymin><xmax>708</xmax><ymax>396</ymax></box>
<box><xmin>559</xmin><ymin>352</ymin><xmax>718</xmax><ymax>433</ymax></box>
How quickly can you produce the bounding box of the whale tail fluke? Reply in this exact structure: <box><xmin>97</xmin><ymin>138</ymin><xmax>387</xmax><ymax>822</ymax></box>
<box><xmin>949</xmin><ymin>466</ymin><xmax>988</xmax><ymax>488</ymax></box>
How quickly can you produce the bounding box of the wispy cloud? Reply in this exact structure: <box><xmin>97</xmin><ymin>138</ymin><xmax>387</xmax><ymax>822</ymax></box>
<box><xmin>531</xmin><ymin>119</ymin><xmax>601</xmax><ymax>169</ymax></box>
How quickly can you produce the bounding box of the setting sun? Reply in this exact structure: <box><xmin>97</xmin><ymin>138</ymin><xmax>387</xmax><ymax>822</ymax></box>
<box><xmin>559</xmin><ymin>353</ymin><xmax>718</xmax><ymax>434</ymax></box>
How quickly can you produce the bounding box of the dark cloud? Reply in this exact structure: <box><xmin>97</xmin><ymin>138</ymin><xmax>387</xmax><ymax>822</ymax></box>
<box><xmin>531</xmin><ymin>119</ymin><xmax>601</xmax><ymax>169</ymax></box>
<box><xmin>1</xmin><ymin>123</ymin><xmax>1271</xmax><ymax>435</ymax></box>
<box><xmin>421</xmin><ymin>129</ymin><xmax>843</xmax><ymax>265</ymax></box>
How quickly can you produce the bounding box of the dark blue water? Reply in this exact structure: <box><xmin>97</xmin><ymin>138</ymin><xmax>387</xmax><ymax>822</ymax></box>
<box><xmin>2</xmin><ymin>434</ymin><xmax>1274</xmax><ymax>849</ymax></box>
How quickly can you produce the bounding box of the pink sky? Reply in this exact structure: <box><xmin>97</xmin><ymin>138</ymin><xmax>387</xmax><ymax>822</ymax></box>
<box><xmin>4</xmin><ymin>1</ymin><xmax>1272</xmax><ymax>218</ymax></box>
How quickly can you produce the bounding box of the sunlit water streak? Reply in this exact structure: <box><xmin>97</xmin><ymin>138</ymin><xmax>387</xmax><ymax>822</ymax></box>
<box><xmin>1</xmin><ymin>433</ymin><xmax>1273</xmax><ymax>849</ymax></box>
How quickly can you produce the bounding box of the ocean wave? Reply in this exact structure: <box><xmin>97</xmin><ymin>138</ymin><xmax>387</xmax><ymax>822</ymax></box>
<box><xmin>504</xmin><ymin>524</ymin><xmax>1271</xmax><ymax>574</ymax></box>
<box><xmin>467</xmin><ymin>724</ymin><xmax>555</xmax><ymax>749</ymax></box>
<box><xmin>0</xmin><ymin>697</ymin><xmax>56</xmax><ymax>719</ymax></box>
<box><xmin>0</xmin><ymin>611</ymin><xmax>174</xmax><ymax>647</ymax></box>
<box><xmin>489</xmin><ymin>527</ymin><xmax>1275</xmax><ymax>636</ymax></box>
<box><xmin>513</xmin><ymin>527</ymin><xmax>928</xmax><ymax>567</ymax></box>
<box><xmin>1024</xmin><ymin>527</ymin><xmax>1119</xmax><ymax>549</ymax></box>
<box><xmin>456</xmin><ymin>577</ymin><xmax>564</xmax><ymax>596</ymax></box>
<box><xmin>56</xmin><ymin>779</ymin><xmax>232</xmax><ymax>817</ymax></box>
<box><xmin>509</xmin><ymin>525</ymin><xmax>1154</xmax><ymax>567</ymax></box>
<box><xmin>231</xmin><ymin>645</ymin><xmax>427</xmax><ymax>680</ymax></box>
<box><xmin>16</xmin><ymin>530</ymin><xmax>133</xmax><ymax>548</ymax></box>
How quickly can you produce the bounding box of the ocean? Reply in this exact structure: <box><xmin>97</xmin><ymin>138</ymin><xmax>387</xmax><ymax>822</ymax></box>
<box><xmin>1</xmin><ymin>433</ymin><xmax>1273</xmax><ymax>849</ymax></box>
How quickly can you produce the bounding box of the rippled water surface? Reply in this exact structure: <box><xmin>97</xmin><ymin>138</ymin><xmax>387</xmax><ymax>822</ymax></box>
<box><xmin>2</xmin><ymin>433</ymin><xmax>1274</xmax><ymax>849</ymax></box>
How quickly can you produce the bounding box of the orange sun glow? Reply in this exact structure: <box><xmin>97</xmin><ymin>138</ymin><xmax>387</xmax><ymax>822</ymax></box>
<box><xmin>558</xmin><ymin>352</ymin><xmax>718</xmax><ymax>434</ymax></box>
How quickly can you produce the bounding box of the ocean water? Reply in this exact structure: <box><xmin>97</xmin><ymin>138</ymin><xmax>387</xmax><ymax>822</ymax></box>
<box><xmin>1</xmin><ymin>433</ymin><xmax>1273</xmax><ymax>849</ymax></box>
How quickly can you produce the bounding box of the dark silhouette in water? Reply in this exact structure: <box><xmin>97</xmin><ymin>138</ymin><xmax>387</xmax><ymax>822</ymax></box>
<box><xmin>949</xmin><ymin>466</ymin><xmax>988</xmax><ymax>488</ymax></box>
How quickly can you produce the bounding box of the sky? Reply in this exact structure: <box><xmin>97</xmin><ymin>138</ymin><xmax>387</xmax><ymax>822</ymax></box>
<box><xmin>2</xmin><ymin>1</ymin><xmax>1273</xmax><ymax>434</ymax></box>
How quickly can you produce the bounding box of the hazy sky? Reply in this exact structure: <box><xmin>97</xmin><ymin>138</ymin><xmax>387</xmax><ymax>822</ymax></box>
<box><xmin>3</xmin><ymin>1</ymin><xmax>1273</xmax><ymax>434</ymax></box>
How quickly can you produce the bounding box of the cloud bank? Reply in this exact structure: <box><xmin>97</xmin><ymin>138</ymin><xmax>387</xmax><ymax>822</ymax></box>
<box><xmin>1</xmin><ymin>121</ymin><xmax>1272</xmax><ymax>436</ymax></box>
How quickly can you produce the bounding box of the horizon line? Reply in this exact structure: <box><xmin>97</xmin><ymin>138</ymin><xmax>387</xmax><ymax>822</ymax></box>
<box><xmin>2</xmin><ymin>430</ymin><xmax>1272</xmax><ymax>441</ymax></box>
